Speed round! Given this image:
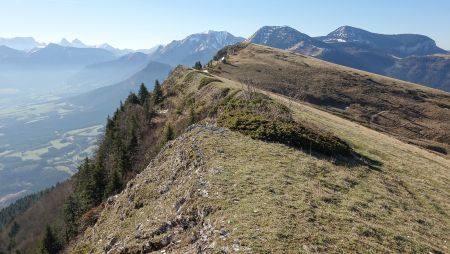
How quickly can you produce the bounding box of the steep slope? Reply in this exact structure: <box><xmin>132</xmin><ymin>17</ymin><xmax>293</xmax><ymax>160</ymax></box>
<box><xmin>210</xmin><ymin>43</ymin><xmax>450</xmax><ymax>155</ymax></box>
<box><xmin>149</xmin><ymin>31</ymin><xmax>244</xmax><ymax>66</ymax></box>
<box><xmin>71</xmin><ymin>67</ymin><xmax>449</xmax><ymax>253</ymax></box>
<box><xmin>0</xmin><ymin>182</ymin><xmax>72</xmax><ymax>251</ymax></box>
<box><xmin>386</xmin><ymin>54</ymin><xmax>450</xmax><ymax>92</ymax></box>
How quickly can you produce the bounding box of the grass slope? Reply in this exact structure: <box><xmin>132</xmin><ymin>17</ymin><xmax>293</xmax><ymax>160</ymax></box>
<box><xmin>71</xmin><ymin>68</ymin><xmax>449</xmax><ymax>253</ymax></box>
<box><xmin>210</xmin><ymin>43</ymin><xmax>450</xmax><ymax>156</ymax></box>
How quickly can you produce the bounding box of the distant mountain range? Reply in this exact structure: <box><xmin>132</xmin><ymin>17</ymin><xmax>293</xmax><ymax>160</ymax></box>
<box><xmin>0</xmin><ymin>37</ymin><xmax>136</xmax><ymax>56</ymax></box>
<box><xmin>65</xmin><ymin>52</ymin><xmax>152</xmax><ymax>93</ymax></box>
<box><xmin>0</xmin><ymin>43</ymin><xmax>116</xmax><ymax>94</ymax></box>
<box><xmin>148</xmin><ymin>30</ymin><xmax>244</xmax><ymax>66</ymax></box>
<box><xmin>248</xmin><ymin>25</ymin><xmax>450</xmax><ymax>91</ymax></box>
<box><xmin>0</xmin><ymin>37</ymin><xmax>45</xmax><ymax>51</ymax></box>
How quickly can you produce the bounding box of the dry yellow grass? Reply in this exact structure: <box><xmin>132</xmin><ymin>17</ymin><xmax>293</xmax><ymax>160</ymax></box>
<box><xmin>210</xmin><ymin>44</ymin><xmax>450</xmax><ymax>157</ymax></box>
<box><xmin>71</xmin><ymin>69</ymin><xmax>449</xmax><ymax>253</ymax></box>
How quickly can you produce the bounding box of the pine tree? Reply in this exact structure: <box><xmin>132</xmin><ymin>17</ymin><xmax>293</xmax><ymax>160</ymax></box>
<box><xmin>63</xmin><ymin>195</ymin><xmax>79</xmax><ymax>241</ymax></box>
<box><xmin>91</xmin><ymin>163</ymin><xmax>106</xmax><ymax>205</ymax></box>
<box><xmin>193</xmin><ymin>61</ymin><xmax>202</xmax><ymax>70</ymax></box>
<box><xmin>119</xmin><ymin>100</ymin><xmax>124</xmax><ymax>111</ymax></box>
<box><xmin>74</xmin><ymin>158</ymin><xmax>94</xmax><ymax>211</ymax></box>
<box><xmin>137</xmin><ymin>83</ymin><xmax>149</xmax><ymax>105</ymax></box>
<box><xmin>126</xmin><ymin>92</ymin><xmax>139</xmax><ymax>105</ymax></box>
<box><xmin>106</xmin><ymin>115</ymin><xmax>113</xmax><ymax>131</ymax></box>
<box><xmin>105</xmin><ymin>169</ymin><xmax>123</xmax><ymax>196</ymax></box>
<box><xmin>143</xmin><ymin>98</ymin><xmax>155</xmax><ymax>121</ymax></box>
<box><xmin>39</xmin><ymin>225</ymin><xmax>60</xmax><ymax>254</ymax></box>
<box><xmin>162</xmin><ymin>124</ymin><xmax>174</xmax><ymax>144</ymax></box>
<box><xmin>152</xmin><ymin>80</ymin><xmax>163</xmax><ymax>104</ymax></box>
<box><xmin>8</xmin><ymin>221</ymin><xmax>20</xmax><ymax>238</ymax></box>
<box><xmin>127</xmin><ymin>126</ymin><xmax>138</xmax><ymax>171</ymax></box>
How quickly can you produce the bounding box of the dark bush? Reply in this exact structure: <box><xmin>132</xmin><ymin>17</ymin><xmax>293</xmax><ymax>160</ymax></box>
<box><xmin>217</xmin><ymin>96</ymin><xmax>353</xmax><ymax>157</ymax></box>
<box><xmin>213</xmin><ymin>42</ymin><xmax>249</xmax><ymax>61</ymax></box>
<box><xmin>198</xmin><ymin>77</ymin><xmax>222</xmax><ymax>90</ymax></box>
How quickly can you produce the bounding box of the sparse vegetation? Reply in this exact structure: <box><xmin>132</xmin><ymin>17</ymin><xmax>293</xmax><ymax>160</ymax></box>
<box><xmin>198</xmin><ymin>77</ymin><xmax>222</xmax><ymax>90</ymax></box>
<box><xmin>217</xmin><ymin>95</ymin><xmax>353</xmax><ymax>157</ymax></box>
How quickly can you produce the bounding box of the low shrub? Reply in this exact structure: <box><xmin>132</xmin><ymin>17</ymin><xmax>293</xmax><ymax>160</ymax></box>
<box><xmin>217</xmin><ymin>96</ymin><xmax>353</xmax><ymax>157</ymax></box>
<box><xmin>198</xmin><ymin>77</ymin><xmax>222</xmax><ymax>90</ymax></box>
<box><xmin>213</xmin><ymin>42</ymin><xmax>249</xmax><ymax>61</ymax></box>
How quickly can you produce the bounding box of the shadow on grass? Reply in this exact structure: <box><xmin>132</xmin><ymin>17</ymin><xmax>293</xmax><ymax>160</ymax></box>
<box><xmin>335</xmin><ymin>152</ymin><xmax>383</xmax><ymax>171</ymax></box>
<box><xmin>294</xmin><ymin>144</ymin><xmax>383</xmax><ymax>171</ymax></box>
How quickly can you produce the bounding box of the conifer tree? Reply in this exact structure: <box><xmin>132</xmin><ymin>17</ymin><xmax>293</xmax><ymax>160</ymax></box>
<box><xmin>193</xmin><ymin>61</ymin><xmax>202</xmax><ymax>70</ymax></box>
<box><xmin>137</xmin><ymin>83</ymin><xmax>149</xmax><ymax>105</ymax></box>
<box><xmin>127</xmin><ymin>127</ymin><xmax>138</xmax><ymax>171</ymax></box>
<box><xmin>105</xmin><ymin>169</ymin><xmax>123</xmax><ymax>196</ymax></box>
<box><xmin>39</xmin><ymin>225</ymin><xmax>60</xmax><ymax>254</ymax></box>
<box><xmin>163</xmin><ymin>124</ymin><xmax>174</xmax><ymax>144</ymax></box>
<box><xmin>126</xmin><ymin>92</ymin><xmax>139</xmax><ymax>104</ymax></box>
<box><xmin>63</xmin><ymin>195</ymin><xmax>79</xmax><ymax>240</ymax></box>
<box><xmin>91</xmin><ymin>163</ymin><xmax>106</xmax><ymax>205</ymax></box>
<box><xmin>119</xmin><ymin>100</ymin><xmax>124</xmax><ymax>111</ymax></box>
<box><xmin>152</xmin><ymin>80</ymin><xmax>163</xmax><ymax>104</ymax></box>
<box><xmin>143</xmin><ymin>98</ymin><xmax>155</xmax><ymax>121</ymax></box>
<box><xmin>106</xmin><ymin>115</ymin><xmax>113</xmax><ymax>131</ymax></box>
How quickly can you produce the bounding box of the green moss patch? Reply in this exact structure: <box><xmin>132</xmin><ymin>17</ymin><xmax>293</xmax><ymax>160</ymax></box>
<box><xmin>217</xmin><ymin>95</ymin><xmax>353</xmax><ymax>157</ymax></box>
<box><xmin>198</xmin><ymin>77</ymin><xmax>222</xmax><ymax>90</ymax></box>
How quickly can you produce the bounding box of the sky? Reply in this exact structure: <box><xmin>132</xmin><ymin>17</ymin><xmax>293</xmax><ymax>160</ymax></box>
<box><xmin>1</xmin><ymin>0</ymin><xmax>449</xmax><ymax>49</ymax></box>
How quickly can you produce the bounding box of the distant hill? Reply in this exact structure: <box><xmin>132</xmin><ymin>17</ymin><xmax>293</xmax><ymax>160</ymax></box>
<box><xmin>247</xmin><ymin>26</ymin><xmax>329</xmax><ymax>56</ymax></box>
<box><xmin>0</xmin><ymin>45</ymin><xmax>25</xmax><ymax>59</ymax></box>
<box><xmin>248</xmin><ymin>26</ymin><xmax>450</xmax><ymax>91</ymax></box>
<box><xmin>386</xmin><ymin>54</ymin><xmax>450</xmax><ymax>92</ymax></box>
<box><xmin>68</xmin><ymin>61</ymin><xmax>172</xmax><ymax>114</ymax></box>
<box><xmin>0</xmin><ymin>43</ymin><xmax>117</xmax><ymax>93</ymax></box>
<box><xmin>0</xmin><ymin>37</ymin><xmax>45</xmax><ymax>51</ymax></box>
<box><xmin>318</xmin><ymin>26</ymin><xmax>446</xmax><ymax>57</ymax></box>
<box><xmin>65</xmin><ymin>52</ymin><xmax>152</xmax><ymax>93</ymax></box>
<box><xmin>149</xmin><ymin>30</ymin><xmax>244</xmax><ymax>66</ymax></box>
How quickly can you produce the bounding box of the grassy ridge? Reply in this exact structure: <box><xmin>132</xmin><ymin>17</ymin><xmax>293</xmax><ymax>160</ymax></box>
<box><xmin>72</xmin><ymin>67</ymin><xmax>449</xmax><ymax>253</ymax></box>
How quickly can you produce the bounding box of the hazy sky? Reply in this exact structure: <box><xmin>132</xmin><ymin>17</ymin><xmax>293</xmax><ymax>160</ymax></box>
<box><xmin>1</xmin><ymin>0</ymin><xmax>449</xmax><ymax>49</ymax></box>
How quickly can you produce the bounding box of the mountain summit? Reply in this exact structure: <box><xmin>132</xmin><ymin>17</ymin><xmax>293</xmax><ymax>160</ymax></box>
<box><xmin>0</xmin><ymin>37</ymin><xmax>45</xmax><ymax>51</ymax></box>
<box><xmin>321</xmin><ymin>25</ymin><xmax>446</xmax><ymax>57</ymax></box>
<box><xmin>149</xmin><ymin>30</ymin><xmax>244</xmax><ymax>65</ymax></box>
<box><xmin>58</xmin><ymin>38</ymin><xmax>88</xmax><ymax>48</ymax></box>
<box><xmin>247</xmin><ymin>26</ymin><xmax>328</xmax><ymax>56</ymax></box>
